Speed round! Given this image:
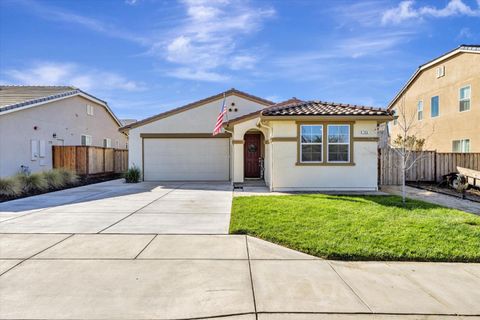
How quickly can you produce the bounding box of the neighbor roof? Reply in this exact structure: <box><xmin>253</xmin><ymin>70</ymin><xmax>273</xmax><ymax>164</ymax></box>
<box><xmin>387</xmin><ymin>44</ymin><xmax>480</xmax><ymax>110</ymax></box>
<box><xmin>261</xmin><ymin>100</ymin><xmax>392</xmax><ymax>117</ymax></box>
<box><xmin>119</xmin><ymin>88</ymin><xmax>275</xmax><ymax>132</ymax></box>
<box><xmin>0</xmin><ymin>85</ymin><xmax>122</xmax><ymax>127</ymax></box>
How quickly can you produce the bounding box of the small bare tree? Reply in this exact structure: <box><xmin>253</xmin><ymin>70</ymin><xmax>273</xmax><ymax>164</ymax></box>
<box><xmin>386</xmin><ymin>97</ymin><xmax>433</xmax><ymax>206</ymax></box>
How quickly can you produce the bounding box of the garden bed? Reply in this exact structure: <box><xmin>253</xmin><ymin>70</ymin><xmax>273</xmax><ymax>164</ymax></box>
<box><xmin>407</xmin><ymin>182</ymin><xmax>480</xmax><ymax>203</ymax></box>
<box><xmin>0</xmin><ymin>171</ymin><xmax>123</xmax><ymax>203</ymax></box>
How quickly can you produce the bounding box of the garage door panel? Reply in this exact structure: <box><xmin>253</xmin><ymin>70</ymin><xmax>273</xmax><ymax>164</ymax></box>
<box><xmin>144</xmin><ymin>139</ymin><xmax>229</xmax><ymax>181</ymax></box>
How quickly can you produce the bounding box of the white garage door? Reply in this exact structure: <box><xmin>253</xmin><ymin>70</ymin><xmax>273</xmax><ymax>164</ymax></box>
<box><xmin>143</xmin><ymin>138</ymin><xmax>230</xmax><ymax>181</ymax></box>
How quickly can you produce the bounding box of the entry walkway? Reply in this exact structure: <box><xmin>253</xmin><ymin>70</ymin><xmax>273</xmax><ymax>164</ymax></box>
<box><xmin>1</xmin><ymin>234</ymin><xmax>479</xmax><ymax>319</ymax></box>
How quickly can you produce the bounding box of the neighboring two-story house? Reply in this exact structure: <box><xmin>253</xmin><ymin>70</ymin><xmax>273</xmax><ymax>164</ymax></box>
<box><xmin>0</xmin><ymin>86</ymin><xmax>127</xmax><ymax>177</ymax></box>
<box><xmin>388</xmin><ymin>45</ymin><xmax>480</xmax><ymax>152</ymax></box>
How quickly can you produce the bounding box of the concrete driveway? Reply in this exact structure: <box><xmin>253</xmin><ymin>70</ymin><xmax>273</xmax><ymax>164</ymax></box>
<box><xmin>0</xmin><ymin>180</ymin><xmax>232</xmax><ymax>234</ymax></box>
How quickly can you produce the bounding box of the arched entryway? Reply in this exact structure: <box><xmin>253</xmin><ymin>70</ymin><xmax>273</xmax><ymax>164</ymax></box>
<box><xmin>243</xmin><ymin>130</ymin><xmax>265</xmax><ymax>179</ymax></box>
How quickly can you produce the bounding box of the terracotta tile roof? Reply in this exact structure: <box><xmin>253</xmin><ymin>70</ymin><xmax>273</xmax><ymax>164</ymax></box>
<box><xmin>261</xmin><ymin>100</ymin><xmax>392</xmax><ymax>117</ymax></box>
<box><xmin>224</xmin><ymin>97</ymin><xmax>304</xmax><ymax>125</ymax></box>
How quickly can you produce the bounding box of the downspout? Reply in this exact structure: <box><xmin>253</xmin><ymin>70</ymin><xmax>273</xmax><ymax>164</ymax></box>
<box><xmin>224</xmin><ymin>127</ymin><xmax>234</xmax><ymax>183</ymax></box>
<box><xmin>257</xmin><ymin>118</ymin><xmax>273</xmax><ymax>191</ymax></box>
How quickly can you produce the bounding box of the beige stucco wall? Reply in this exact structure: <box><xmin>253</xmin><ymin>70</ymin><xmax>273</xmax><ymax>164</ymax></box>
<box><xmin>128</xmin><ymin>94</ymin><xmax>268</xmax><ymax>171</ymax></box>
<box><xmin>389</xmin><ymin>52</ymin><xmax>480</xmax><ymax>152</ymax></box>
<box><xmin>0</xmin><ymin>96</ymin><xmax>127</xmax><ymax>177</ymax></box>
<box><xmin>268</xmin><ymin>120</ymin><xmax>378</xmax><ymax>191</ymax></box>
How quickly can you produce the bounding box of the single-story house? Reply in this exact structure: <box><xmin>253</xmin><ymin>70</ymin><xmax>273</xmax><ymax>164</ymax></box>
<box><xmin>120</xmin><ymin>89</ymin><xmax>393</xmax><ymax>191</ymax></box>
<box><xmin>0</xmin><ymin>86</ymin><xmax>127</xmax><ymax>177</ymax></box>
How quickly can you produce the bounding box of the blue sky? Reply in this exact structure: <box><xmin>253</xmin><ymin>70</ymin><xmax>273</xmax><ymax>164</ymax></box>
<box><xmin>1</xmin><ymin>0</ymin><xmax>479</xmax><ymax>120</ymax></box>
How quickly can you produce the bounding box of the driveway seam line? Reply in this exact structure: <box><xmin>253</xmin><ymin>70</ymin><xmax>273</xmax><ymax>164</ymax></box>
<box><xmin>0</xmin><ymin>233</ymin><xmax>74</xmax><ymax>277</ymax></box>
<box><xmin>326</xmin><ymin>261</ymin><xmax>373</xmax><ymax>313</ymax></box>
<box><xmin>134</xmin><ymin>234</ymin><xmax>157</xmax><ymax>259</ymax></box>
<box><xmin>96</xmin><ymin>184</ymin><xmax>185</xmax><ymax>233</ymax></box>
<box><xmin>385</xmin><ymin>262</ymin><xmax>454</xmax><ymax>309</ymax></box>
<box><xmin>245</xmin><ymin>235</ymin><xmax>258</xmax><ymax>320</ymax></box>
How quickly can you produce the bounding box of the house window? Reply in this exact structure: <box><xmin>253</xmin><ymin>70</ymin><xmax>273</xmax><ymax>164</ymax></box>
<box><xmin>115</xmin><ymin>139</ymin><xmax>120</xmax><ymax>148</ymax></box>
<box><xmin>431</xmin><ymin>96</ymin><xmax>439</xmax><ymax>118</ymax></box>
<box><xmin>393</xmin><ymin>109</ymin><xmax>398</xmax><ymax>125</ymax></box>
<box><xmin>436</xmin><ymin>65</ymin><xmax>445</xmax><ymax>78</ymax></box>
<box><xmin>452</xmin><ymin>139</ymin><xmax>470</xmax><ymax>153</ymax></box>
<box><xmin>459</xmin><ymin>85</ymin><xmax>471</xmax><ymax>112</ymax></box>
<box><xmin>327</xmin><ymin>125</ymin><xmax>350</xmax><ymax>162</ymax></box>
<box><xmin>417</xmin><ymin>101</ymin><xmax>423</xmax><ymax>120</ymax></box>
<box><xmin>103</xmin><ymin>138</ymin><xmax>112</xmax><ymax>148</ymax></box>
<box><xmin>81</xmin><ymin>134</ymin><xmax>92</xmax><ymax>146</ymax></box>
<box><xmin>300</xmin><ymin>125</ymin><xmax>323</xmax><ymax>162</ymax></box>
<box><xmin>86</xmin><ymin>104</ymin><xmax>94</xmax><ymax>116</ymax></box>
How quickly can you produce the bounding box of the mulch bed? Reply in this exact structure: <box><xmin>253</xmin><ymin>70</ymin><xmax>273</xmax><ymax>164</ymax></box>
<box><xmin>0</xmin><ymin>173</ymin><xmax>123</xmax><ymax>203</ymax></box>
<box><xmin>407</xmin><ymin>182</ymin><xmax>480</xmax><ymax>203</ymax></box>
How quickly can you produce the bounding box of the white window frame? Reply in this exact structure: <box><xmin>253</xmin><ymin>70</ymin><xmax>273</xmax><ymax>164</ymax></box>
<box><xmin>436</xmin><ymin>65</ymin><xmax>445</xmax><ymax>78</ymax></box>
<box><xmin>300</xmin><ymin>124</ymin><xmax>323</xmax><ymax>163</ymax></box>
<box><xmin>452</xmin><ymin>139</ymin><xmax>470</xmax><ymax>153</ymax></box>
<box><xmin>81</xmin><ymin>134</ymin><xmax>92</xmax><ymax>146</ymax></box>
<box><xmin>115</xmin><ymin>139</ymin><xmax>120</xmax><ymax>148</ymax></box>
<box><xmin>393</xmin><ymin>109</ymin><xmax>398</xmax><ymax>125</ymax></box>
<box><xmin>103</xmin><ymin>138</ymin><xmax>112</xmax><ymax>148</ymax></box>
<box><xmin>86</xmin><ymin>104</ymin><xmax>94</xmax><ymax>116</ymax></box>
<box><xmin>417</xmin><ymin>100</ymin><xmax>423</xmax><ymax>121</ymax></box>
<box><xmin>327</xmin><ymin>124</ymin><xmax>350</xmax><ymax>163</ymax></box>
<box><xmin>459</xmin><ymin>85</ymin><xmax>471</xmax><ymax>112</ymax></box>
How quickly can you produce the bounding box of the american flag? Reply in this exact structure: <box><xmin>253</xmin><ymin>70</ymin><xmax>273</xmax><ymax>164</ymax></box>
<box><xmin>213</xmin><ymin>95</ymin><xmax>227</xmax><ymax>136</ymax></box>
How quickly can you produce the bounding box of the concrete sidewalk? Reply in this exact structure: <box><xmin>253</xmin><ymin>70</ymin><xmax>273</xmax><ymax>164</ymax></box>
<box><xmin>382</xmin><ymin>185</ymin><xmax>480</xmax><ymax>215</ymax></box>
<box><xmin>1</xmin><ymin>234</ymin><xmax>479</xmax><ymax>319</ymax></box>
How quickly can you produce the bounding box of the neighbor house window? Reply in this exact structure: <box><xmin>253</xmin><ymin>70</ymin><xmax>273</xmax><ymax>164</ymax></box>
<box><xmin>300</xmin><ymin>125</ymin><xmax>323</xmax><ymax>162</ymax></box>
<box><xmin>86</xmin><ymin>104</ymin><xmax>94</xmax><ymax>116</ymax></box>
<box><xmin>459</xmin><ymin>85</ymin><xmax>471</xmax><ymax>112</ymax></box>
<box><xmin>103</xmin><ymin>138</ymin><xmax>112</xmax><ymax>148</ymax></box>
<box><xmin>393</xmin><ymin>109</ymin><xmax>398</xmax><ymax>125</ymax></box>
<box><xmin>436</xmin><ymin>65</ymin><xmax>445</xmax><ymax>78</ymax></box>
<box><xmin>417</xmin><ymin>101</ymin><xmax>423</xmax><ymax>120</ymax></box>
<box><xmin>81</xmin><ymin>134</ymin><xmax>92</xmax><ymax>146</ymax></box>
<box><xmin>115</xmin><ymin>139</ymin><xmax>120</xmax><ymax>148</ymax></box>
<box><xmin>327</xmin><ymin>125</ymin><xmax>350</xmax><ymax>162</ymax></box>
<box><xmin>431</xmin><ymin>96</ymin><xmax>439</xmax><ymax>117</ymax></box>
<box><xmin>452</xmin><ymin>139</ymin><xmax>470</xmax><ymax>153</ymax></box>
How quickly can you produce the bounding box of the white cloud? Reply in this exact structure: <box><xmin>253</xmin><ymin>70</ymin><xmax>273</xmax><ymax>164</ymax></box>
<box><xmin>167</xmin><ymin>68</ymin><xmax>229</xmax><ymax>82</ymax></box>
<box><xmin>3</xmin><ymin>62</ymin><xmax>145</xmax><ymax>92</ymax></box>
<box><xmin>160</xmin><ymin>0</ymin><xmax>275</xmax><ymax>81</ymax></box>
<box><xmin>382</xmin><ymin>0</ymin><xmax>480</xmax><ymax>25</ymax></box>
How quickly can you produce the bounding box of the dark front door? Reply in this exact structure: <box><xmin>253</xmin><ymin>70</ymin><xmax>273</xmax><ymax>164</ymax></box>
<box><xmin>244</xmin><ymin>134</ymin><xmax>261</xmax><ymax>178</ymax></box>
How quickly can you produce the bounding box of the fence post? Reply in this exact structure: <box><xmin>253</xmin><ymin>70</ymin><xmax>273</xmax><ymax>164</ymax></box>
<box><xmin>433</xmin><ymin>150</ymin><xmax>437</xmax><ymax>182</ymax></box>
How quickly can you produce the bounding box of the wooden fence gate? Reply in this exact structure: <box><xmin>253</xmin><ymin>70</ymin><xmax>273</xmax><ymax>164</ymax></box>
<box><xmin>379</xmin><ymin>148</ymin><xmax>480</xmax><ymax>185</ymax></box>
<box><xmin>52</xmin><ymin>146</ymin><xmax>128</xmax><ymax>175</ymax></box>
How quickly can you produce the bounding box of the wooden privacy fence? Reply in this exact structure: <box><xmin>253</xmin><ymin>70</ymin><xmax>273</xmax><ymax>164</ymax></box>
<box><xmin>379</xmin><ymin>148</ymin><xmax>480</xmax><ymax>185</ymax></box>
<box><xmin>52</xmin><ymin>146</ymin><xmax>128</xmax><ymax>175</ymax></box>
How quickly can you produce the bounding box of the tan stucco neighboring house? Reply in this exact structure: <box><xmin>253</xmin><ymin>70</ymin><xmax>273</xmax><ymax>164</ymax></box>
<box><xmin>388</xmin><ymin>44</ymin><xmax>480</xmax><ymax>152</ymax></box>
<box><xmin>120</xmin><ymin>89</ymin><xmax>393</xmax><ymax>191</ymax></box>
<box><xmin>0</xmin><ymin>86</ymin><xmax>127</xmax><ymax>177</ymax></box>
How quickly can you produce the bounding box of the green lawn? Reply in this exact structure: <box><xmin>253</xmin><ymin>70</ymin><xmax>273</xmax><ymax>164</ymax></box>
<box><xmin>230</xmin><ymin>194</ymin><xmax>480</xmax><ymax>262</ymax></box>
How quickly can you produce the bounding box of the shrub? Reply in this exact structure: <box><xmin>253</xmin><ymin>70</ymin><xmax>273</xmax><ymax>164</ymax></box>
<box><xmin>56</xmin><ymin>168</ymin><xmax>79</xmax><ymax>185</ymax></box>
<box><xmin>16</xmin><ymin>173</ymin><xmax>48</xmax><ymax>193</ymax></box>
<box><xmin>124</xmin><ymin>166</ymin><xmax>141</xmax><ymax>183</ymax></box>
<box><xmin>0</xmin><ymin>177</ymin><xmax>21</xmax><ymax>197</ymax></box>
<box><xmin>42</xmin><ymin>170</ymin><xmax>66</xmax><ymax>189</ymax></box>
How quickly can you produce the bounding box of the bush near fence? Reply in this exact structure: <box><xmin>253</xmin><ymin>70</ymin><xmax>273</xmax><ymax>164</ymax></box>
<box><xmin>52</xmin><ymin>146</ymin><xmax>128</xmax><ymax>176</ymax></box>
<box><xmin>379</xmin><ymin>148</ymin><xmax>480</xmax><ymax>185</ymax></box>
